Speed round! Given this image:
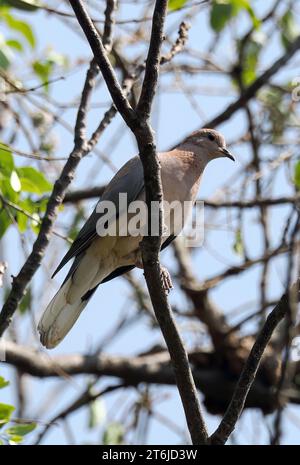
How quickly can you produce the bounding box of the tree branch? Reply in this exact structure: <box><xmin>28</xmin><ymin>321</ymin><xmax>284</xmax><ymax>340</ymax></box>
<box><xmin>69</xmin><ymin>0</ymin><xmax>209</xmax><ymax>445</ymax></box>
<box><xmin>210</xmin><ymin>281</ymin><xmax>299</xmax><ymax>444</ymax></box>
<box><xmin>0</xmin><ymin>61</ymin><xmax>100</xmax><ymax>336</ymax></box>
<box><xmin>69</xmin><ymin>0</ymin><xmax>136</xmax><ymax>129</ymax></box>
<box><xmin>205</xmin><ymin>35</ymin><xmax>300</xmax><ymax>128</ymax></box>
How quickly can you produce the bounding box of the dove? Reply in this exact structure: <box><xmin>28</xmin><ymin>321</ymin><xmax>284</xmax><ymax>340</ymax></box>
<box><xmin>38</xmin><ymin>128</ymin><xmax>234</xmax><ymax>348</ymax></box>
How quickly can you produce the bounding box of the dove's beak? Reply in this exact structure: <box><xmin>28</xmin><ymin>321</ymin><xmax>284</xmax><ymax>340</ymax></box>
<box><xmin>220</xmin><ymin>147</ymin><xmax>235</xmax><ymax>161</ymax></box>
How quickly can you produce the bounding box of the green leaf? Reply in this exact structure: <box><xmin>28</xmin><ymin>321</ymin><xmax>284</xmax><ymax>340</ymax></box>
<box><xmin>0</xmin><ymin>210</ymin><xmax>12</xmax><ymax>239</ymax></box>
<box><xmin>0</xmin><ymin>403</ymin><xmax>15</xmax><ymax>426</ymax></box>
<box><xmin>0</xmin><ymin>177</ymin><xmax>19</xmax><ymax>203</ymax></box>
<box><xmin>88</xmin><ymin>398</ymin><xmax>106</xmax><ymax>429</ymax></box>
<box><xmin>1</xmin><ymin>0</ymin><xmax>41</xmax><ymax>12</ymax></box>
<box><xmin>10</xmin><ymin>170</ymin><xmax>21</xmax><ymax>192</ymax></box>
<box><xmin>2</xmin><ymin>12</ymin><xmax>35</xmax><ymax>48</ymax></box>
<box><xmin>233</xmin><ymin>229</ymin><xmax>244</xmax><ymax>256</ymax></box>
<box><xmin>16</xmin><ymin>201</ymin><xmax>29</xmax><ymax>233</ymax></box>
<box><xmin>0</xmin><ymin>49</ymin><xmax>10</xmax><ymax>70</ymax></box>
<box><xmin>8</xmin><ymin>435</ymin><xmax>23</xmax><ymax>444</ymax></box>
<box><xmin>30</xmin><ymin>212</ymin><xmax>40</xmax><ymax>234</ymax></box>
<box><xmin>6</xmin><ymin>39</ymin><xmax>23</xmax><ymax>52</ymax></box>
<box><xmin>294</xmin><ymin>161</ymin><xmax>300</xmax><ymax>190</ymax></box>
<box><xmin>0</xmin><ymin>377</ymin><xmax>9</xmax><ymax>389</ymax></box>
<box><xmin>17</xmin><ymin>167</ymin><xmax>52</xmax><ymax>194</ymax></box>
<box><xmin>32</xmin><ymin>60</ymin><xmax>53</xmax><ymax>91</ymax></box>
<box><xmin>102</xmin><ymin>422</ymin><xmax>124</xmax><ymax>445</ymax></box>
<box><xmin>168</xmin><ymin>0</ymin><xmax>187</xmax><ymax>11</ymax></box>
<box><xmin>210</xmin><ymin>0</ymin><xmax>233</xmax><ymax>32</ymax></box>
<box><xmin>259</xmin><ymin>87</ymin><xmax>290</xmax><ymax>140</ymax></box>
<box><xmin>238</xmin><ymin>31</ymin><xmax>265</xmax><ymax>86</ymax></box>
<box><xmin>210</xmin><ymin>0</ymin><xmax>259</xmax><ymax>32</ymax></box>
<box><xmin>5</xmin><ymin>422</ymin><xmax>36</xmax><ymax>437</ymax></box>
<box><xmin>279</xmin><ymin>11</ymin><xmax>300</xmax><ymax>50</ymax></box>
<box><xmin>0</xmin><ymin>143</ymin><xmax>14</xmax><ymax>176</ymax></box>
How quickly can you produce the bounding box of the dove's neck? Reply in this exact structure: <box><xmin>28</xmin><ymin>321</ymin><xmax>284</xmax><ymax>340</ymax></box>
<box><xmin>159</xmin><ymin>147</ymin><xmax>208</xmax><ymax>204</ymax></box>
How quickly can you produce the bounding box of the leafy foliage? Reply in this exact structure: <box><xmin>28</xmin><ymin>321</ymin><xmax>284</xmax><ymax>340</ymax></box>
<box><xmin>237</xmin><ymin>31</ymin><xmax>265</xmax><ymax>86</ymax></box>
<box><xmin>210</xmin><ymin>0</ymin><xmax>259</xmax><ymax>32</ymax></box>
<box><xmin>259</xmin><ymin>87</ymin><xmax>293</xmax><ymax>140</ymax></box>
<box><xmin>0</xmin><ymin>5</ymin><xmax>35</xmax><ymax>70</ymax></box>
<box><xmin>1</xmin><ymin>0</ymin><xmax>41</xmax><ymax>12</ymax></box>
<box><xmin>168</xmin><ymin>0</ymin><xmax>188</xmax><ymax>11</ymax></box>
<box><xmin>279</xmin><ymin>10</ymin><xmax>300</xmax><ymax>50</ymax></box>
<box><xmin>102</xmin><ymin>422</ymin><xmax>124</xmax><ymax>445</ymax></box>
<box><xmin>0</xmin><ymin>377</ymin><xmax>36</xmax><ymax>444</ymax></box>
<box><xmin>233</xmin><ymin>229</ymin><xmax>244</xmax><ymax>256</ymax></box>
<box><xmin>294</xmin><ymin>161</ymin><xmax>300</xmax><ymax>191</ymax></box>
<box><xmin>0</xmin><ymin>142</ymin><xmax>52</xmax><ymax>238</ymax></box>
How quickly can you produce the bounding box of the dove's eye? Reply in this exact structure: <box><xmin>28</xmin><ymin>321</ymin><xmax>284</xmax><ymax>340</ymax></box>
<box><xmin>207</xmin><ymin>133</ymin><xmax>215</xmax><ymax>141</ymax></box>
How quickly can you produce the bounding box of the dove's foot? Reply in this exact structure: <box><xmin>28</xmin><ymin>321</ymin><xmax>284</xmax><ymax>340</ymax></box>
<box><xmin>160</xmin><ymin>266</ymin><xmax>173</xmax><ymax>294</ymax></box>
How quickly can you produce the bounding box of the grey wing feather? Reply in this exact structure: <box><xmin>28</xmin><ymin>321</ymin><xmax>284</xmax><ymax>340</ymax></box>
<box><xmin>52</xmin><ymin>156</ymin><xmax>144</xmax><ymax>278</ymax></box>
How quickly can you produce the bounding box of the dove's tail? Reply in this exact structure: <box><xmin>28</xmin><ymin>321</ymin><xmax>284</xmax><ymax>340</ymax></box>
<box><xmin>38</xmin><ymin>278</ymin><xmax>89</xmax><ymax>349</ymax></box>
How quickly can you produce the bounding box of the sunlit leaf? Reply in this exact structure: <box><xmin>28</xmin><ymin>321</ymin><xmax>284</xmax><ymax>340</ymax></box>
<box><xmin>10</xmin><ymin>170</ymin><xmax>21</xmax><ymax>192</ymax></box>
<box><xmin>0</xmin><ymin>403</ymin><xmax>15</xmax><ymax>427</ymax></box>
<box><xmin>233</xmin><ymin>229</ymin><xmax>244</xmax><ymax>256</ymax></box>
<box><xmin>294</xmin><ymin>161</ymin><xmax>300</xmax><ymax>190</ymax></box>
<box><xmin>30</xmin><ymin>212</ymin><xmax>40</xmax><ymax>234</ymax></box>
<box><xmin>2</xmin><ymin>11</ymin><xmax>35</xmax><ymax>48</ymax></box>
<box><xmin>102</xmin><ymin>422</ymin><xmax>124</xmax><ymax>445</ymax></box>
<box><xmin>17</xmin><ymin>167</ymin><xmax>52</xmax><ymax>194</ymax></box>
<box><xmin>88</xmin><ymin>398</ymin><xmax>106</xmax><ymax>429</ymax></box>
<box><xmin>5</xmin><ymin>422</ymin><xmax>36</xmax><ymax>437</ymax></box>
<box><xmin>0</xmin><ymin>143</ymin><xmax>14</xmax><ymax>175</ymax></box>
<box><xmin>279</xmin><ymin>11</ymin><xmax>300</xmax><ymax>50</ymax></box>
<box><xmin>0</xmin><ymin>177</ymin><xmax>19</xmax><ymax>203</ymax></box>
<box><xmin>0</xmin><ymin>377</ymin><xmax>9</xmax><ymax>389</ymax></box>
<box><xmin>6</xmin><ymin>38</ymin><xmax>23</xmax><ymax>52</ymax></box>
<box><xmin>8</xmin><ymin>435</ymin><xmax>23</xmax><ymax>444</ymax></box>
<box><xmin>1</xmin><ymin>0</ymin><xmax>41</xmax><ymax>12</ymax></box>
<box><xmin>168</xmin><ymin>0</ymin><xmax>187</xmax><ymax>11</ymax></box>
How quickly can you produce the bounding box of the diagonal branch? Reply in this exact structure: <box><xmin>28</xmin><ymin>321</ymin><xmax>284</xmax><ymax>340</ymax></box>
<box><xmin>0</xmin><ymin>61</ymin><xmax>100</xmax><ymax>336</ymax></box>
<box><xmin>205</xmin><ymin>35</ymin><xmax>300</xmax><ymax>128</ymax></box>
<box><xmin>210</xmin><ymin>281</ymin><xmax>299</xmax><ymax>444</ymax></box>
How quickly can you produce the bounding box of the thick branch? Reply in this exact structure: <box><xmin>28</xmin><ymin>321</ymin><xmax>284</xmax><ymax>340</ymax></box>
<box><xmin>0</xmin><ymin>340</ymin><xmax>293</xmax><ymax>413</ymax></box>
<box><xmin>69</xmin><ymin>0</ymin><xmax>208</xmax><ymax>445</ymax></box>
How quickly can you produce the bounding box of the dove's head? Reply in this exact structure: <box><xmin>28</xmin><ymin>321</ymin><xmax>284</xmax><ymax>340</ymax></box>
<box><xmin>181</xmin><ymin>128</ymin><xmax>235</xmax><ymax>162</ymax></box>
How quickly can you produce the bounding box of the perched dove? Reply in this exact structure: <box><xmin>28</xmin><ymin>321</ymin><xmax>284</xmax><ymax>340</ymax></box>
<box><xmin>38</xmin><ymin>128</ymin><xmax>234</xmax><ymax>348</ymax></box>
